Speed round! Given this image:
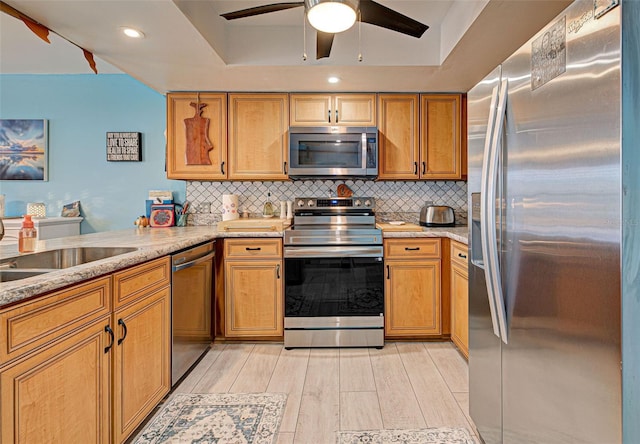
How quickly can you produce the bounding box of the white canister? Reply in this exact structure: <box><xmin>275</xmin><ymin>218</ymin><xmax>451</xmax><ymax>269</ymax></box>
<box><xmin>222</xmin><ymin>194</ymin><xmax>239</xmax><ymax>221</ymax></box>
<box><xmin>286</xmin><ymin>201</ymin><xmax>293</xmax><ymax>219</ymax></box>
<box><xmin>280</xmin><ymin>201</ymin><xmax>287</xmax><ymax>219</ymax></box>
<box><xmin>26</xmin><ymin>202</ymin><xmax>46</xmax><ymax>218</ymax></box>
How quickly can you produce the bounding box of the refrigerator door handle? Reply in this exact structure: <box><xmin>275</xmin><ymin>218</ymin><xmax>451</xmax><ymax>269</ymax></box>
<box><xmin>486</xmin><ymin>78</ymin><xmax>510</xmax><ymax>344</ymax></box>
<box><xmin>480</xmin><ymin>84</ymin><xmax>502</xmax><ymax>340</ymax></box>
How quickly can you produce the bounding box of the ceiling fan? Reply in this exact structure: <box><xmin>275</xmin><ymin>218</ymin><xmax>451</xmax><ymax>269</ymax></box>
<box><xmin>220</xmin><ymin>0</ymin><xmax>429</xmax><ymax>60</ymax></box>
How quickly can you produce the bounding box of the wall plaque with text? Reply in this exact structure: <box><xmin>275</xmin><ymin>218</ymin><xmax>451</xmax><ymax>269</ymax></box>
<box><xmin>106</xmin><ymin>132</ymin><xmax>142</xmax><ymax>161</ymax></box>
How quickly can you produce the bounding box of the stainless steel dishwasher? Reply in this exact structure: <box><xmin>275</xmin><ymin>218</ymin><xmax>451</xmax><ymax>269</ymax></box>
<box><xmin>171</xmin><ymin>240</ymin><xmax>215</xmax><ymax>386</ymax></box>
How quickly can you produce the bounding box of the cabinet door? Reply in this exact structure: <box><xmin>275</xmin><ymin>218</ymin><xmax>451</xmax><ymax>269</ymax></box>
<box><xmin>451</xmin><ymin>262</ymin><xmax>469</xmax><ymax>359</ymax></box>
<box><xmin>225</xmin><ymin>260</ymin><xmax>283</xmax><ymax>337</ymax></box>
<box><xmin>228</xmin><ymin>93</ymin><xmax>289</xmax><ymax>180</ymax></box>
<box><xmin>289</xmin><ymin>94</ymin><xmax>332</xmax><ymax>126</ymax></box>
<box><xmin>166</xmin><ymin>92</ymin><xmax>227</xmax><ymax>180</ymax></box>
<box><xmin>384</xmin><ymin>259</ymin><xmax>441</xmax><ymax>337</ymax></box>
<box><xmin>112</xmin><ymin>287</ymin><xmax>171</xmax><ymax>444</ymax></box>
<box><xmin>334</xmin><ymin>94</ymin><xmax>376</xmax><ymax>126</ymax></box>
<box><xmin>0</xmin><ymin>318</ymin><xmax>111</xmax><ymax>444</ymax></box>
<box><xmin>377</xmin><ymin>94</ymin><xmax>419</xmax><ymax>179</ymax></box>
<box><xmin>420</xmin><ymin>94</ymin><xmax>462</xmax><ymax>179</ymax></box>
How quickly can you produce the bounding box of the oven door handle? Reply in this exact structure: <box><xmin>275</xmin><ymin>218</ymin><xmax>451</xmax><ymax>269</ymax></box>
<box><xmin>284</xmin><ymin>246</ymin><xmax>383</xmax><ymax>258</ymax></box>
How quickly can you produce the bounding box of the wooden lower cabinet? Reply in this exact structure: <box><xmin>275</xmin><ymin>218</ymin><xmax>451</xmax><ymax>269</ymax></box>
<box><xmin>225</xmin><ymin>260</ymin><xmax>283</xmax><ymax>337</ymax></box>
<box><xmin>112</xmin><ymin>286</ymin><xmax>171</xmax><ymax>443</ymax></box>
<box><xmin>224</xmin><ymin>238</ymin><xmax>283</xmax><ymax>338</ymax></box>
<box><xmin>450</xmin><ymin>241</ymin><xmax>469</xmax><ymax>358</ymax></box>
<box><xmin>384</xmin><ymin>239</ymin><xmax>442</xmax><ymax>338</ymax></box>
<box><xmin>0</xmin><ymin>317</ymin><xmax>111</xmax><ymax>443</ymax></box>
<box><xmin>0</xmin><ymin>257</ymin><xmax>172</xmax><ymax>444</ymax></box>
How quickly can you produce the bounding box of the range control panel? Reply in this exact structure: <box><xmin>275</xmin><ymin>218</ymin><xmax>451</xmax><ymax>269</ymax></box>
<box><xmin>294</xmin><ymin>197</ymin><xmax>375</xmax><ymax>211</ymax></box>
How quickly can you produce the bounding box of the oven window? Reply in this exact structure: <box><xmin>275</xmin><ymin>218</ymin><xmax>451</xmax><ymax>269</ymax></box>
<box><xmin>285</xmin><ymin>257</ymin><xmax>384</xmax><ymax>317</ymax></box>
<box><xmin>291</xmin><ymin>140</ymin><xmax>361</xmax><ymax>168</ymax></box>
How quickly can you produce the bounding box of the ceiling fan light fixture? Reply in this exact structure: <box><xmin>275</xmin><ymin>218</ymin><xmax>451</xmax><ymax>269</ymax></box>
<box><xmin>306</xmin><ymin>0</ymin><xmax>357</xmax><ymax>34</ymax></box>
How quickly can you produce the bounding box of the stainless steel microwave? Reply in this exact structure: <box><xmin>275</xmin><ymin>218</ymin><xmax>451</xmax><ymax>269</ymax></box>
<box><xmin>288</xmin><ymin>126</ymin><xmax>378</xmax><ymax>179</ymax></box>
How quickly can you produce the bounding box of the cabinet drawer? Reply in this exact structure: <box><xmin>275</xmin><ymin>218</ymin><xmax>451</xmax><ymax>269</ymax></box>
<box><xmin>113</xmin><ymin>257</ymin><xmax>170</xmax><ymax>308</ymax></box>
<box><xmin>224</xmin><ymin>239</ymin><xmax>282</xmax><ymax>259</ymax></box>
<box><xmin>384</xmin><ymin>238</ymin><xmax>441</xmax><ymax>259</ymax></box>
<box><xmin>451</xmin><ymin>241</ymin><xmax>469</xmax><ymax>268</ymax></box>
<box><xmin>0</xmin><ymin>277</ymin><xmax>111</xmax><ymax>365</ymax></box>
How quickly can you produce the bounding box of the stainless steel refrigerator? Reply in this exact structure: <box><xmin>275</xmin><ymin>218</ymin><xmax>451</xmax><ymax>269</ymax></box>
<box><xmin>467</xmin><ymin>0</ymin><xmax>639</xmax><ymax>442</ymax></box>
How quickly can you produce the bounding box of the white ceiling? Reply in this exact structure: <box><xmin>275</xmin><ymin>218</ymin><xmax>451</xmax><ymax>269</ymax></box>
<box><xmin>0</xmin><ymin>0</ymin><xmax>572</xmax><ymax>94</ymax></box>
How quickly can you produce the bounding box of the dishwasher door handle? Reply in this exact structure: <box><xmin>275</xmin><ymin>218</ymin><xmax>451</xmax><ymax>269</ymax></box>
<box><xmin>172</xmin><ymin>251</ymin><xmax>215</xmax><ymax>272</ymax></box>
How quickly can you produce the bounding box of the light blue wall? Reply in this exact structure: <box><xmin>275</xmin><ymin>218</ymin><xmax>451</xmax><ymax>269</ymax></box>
<box><xmin>0</xmin><ymin>74</ymin><xmax>185</xmax><ymax>233</ymax></box>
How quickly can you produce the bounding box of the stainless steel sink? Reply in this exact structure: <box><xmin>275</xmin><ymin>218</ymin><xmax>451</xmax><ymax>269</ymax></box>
<box><xmin>0</xmin><ymin>247</ymin><xmax>138</xmax><ymax>273</ymax></box>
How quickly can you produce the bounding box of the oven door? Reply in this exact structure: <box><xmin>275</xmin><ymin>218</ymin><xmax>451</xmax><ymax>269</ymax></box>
<box><xmin>284</xmin><ymin>246</ymin><xmax>384</xmax><ymax>318</ymax></box>
<box><xmin>284</xmin><ymin>245</ymin><xmax>384</xmax><ymax>348</ymax></box>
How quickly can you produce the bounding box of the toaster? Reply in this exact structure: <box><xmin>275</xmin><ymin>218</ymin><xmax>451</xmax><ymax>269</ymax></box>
<box><xmin>419</xmin><ymin>205</ymin><xmax>455</xmax><ymax>227</ymax></box>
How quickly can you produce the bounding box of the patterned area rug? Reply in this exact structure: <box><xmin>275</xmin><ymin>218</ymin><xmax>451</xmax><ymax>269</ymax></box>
<box><xmin>133</xmin><ymin>393</ymin><xmax>287</xmax><ymax>444</ymax></box>
<box><xmin>337</xmin><ymin>427</ymin><xmax>476</xmax><ymax>444</ymax></box>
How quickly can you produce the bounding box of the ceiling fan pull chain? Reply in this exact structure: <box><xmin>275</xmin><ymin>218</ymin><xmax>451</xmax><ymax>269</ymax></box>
<box><xmin>358</xmin><ymin>10</ymin><xmax>363</xmax><ymax>62</ymax></box>
<box><xmin>302</xmin><ymin>12</ymin><xmax>308</xmax><ymax>61</ymax></box>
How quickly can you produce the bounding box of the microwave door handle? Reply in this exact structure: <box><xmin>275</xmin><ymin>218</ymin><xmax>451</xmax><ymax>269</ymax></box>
<box><xmin>362</xmin><ymin>132</ymin><xmax>367</xmax><ymax>172</ymax></box>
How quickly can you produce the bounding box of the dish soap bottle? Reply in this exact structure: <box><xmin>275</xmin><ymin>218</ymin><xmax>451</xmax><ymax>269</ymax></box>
<box><xmin>262</xmin><ymin>192</ymin><xmax>274</xmax><ymax>218</ymax></box>
<box><xmin>18</xmin><ymin>215</ymin><xmax>37</xmax><ymax>253</ymax></box>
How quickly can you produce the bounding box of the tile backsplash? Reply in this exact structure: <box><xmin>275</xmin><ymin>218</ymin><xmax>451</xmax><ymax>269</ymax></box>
<box><xmin>186</xmin><ymin>180</ymin><xmax>467</xmax><ymax>226</ymax></box>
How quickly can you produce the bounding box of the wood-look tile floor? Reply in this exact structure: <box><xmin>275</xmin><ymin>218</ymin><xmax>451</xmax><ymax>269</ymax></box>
<box><xmin>170</xmin><ymin>341</ymin><xmax>477</xmax><ymax>444</ymax></box>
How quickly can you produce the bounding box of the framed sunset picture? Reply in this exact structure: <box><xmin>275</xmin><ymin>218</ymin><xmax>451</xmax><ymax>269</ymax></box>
<box><xmin>0</xmin><ymin>119</ymin><xmax>48</xmax><ymax>181</ymax></box>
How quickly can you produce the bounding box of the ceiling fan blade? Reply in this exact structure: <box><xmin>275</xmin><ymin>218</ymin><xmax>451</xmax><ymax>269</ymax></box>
<box><xmin>359</xmin><ymin>0</ymin><xmax>429</xmax><ymax>38</ymax></box>
<box><xmin>221</xmin><ymin>2</ymin><xmax>304</xmax><ymax>20</ymax></box>
<box><xmin>316</xmin><ymin>31</ymin><xmax>335</xmax><ymax>59</ymax></box>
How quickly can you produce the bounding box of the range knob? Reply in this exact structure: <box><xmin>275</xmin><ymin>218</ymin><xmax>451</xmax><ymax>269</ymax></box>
<box><xmin>297</xmin><ymin>200</ymin><xmax>305</xmax><ymax>207</ymax></box>
<box><xmin>364</xmin><ymin>199</ymin><xmax>372</xmax><ymax>207</ymax></box>
<box><xmin>307</xmin><ymin>200</ymin><xmax>315</xmax><ymax>207</ymax></box>
<box><xmin>354</xmin><ymin>199</ymin><xmax>362</xmax><ymax>207</ymax></box>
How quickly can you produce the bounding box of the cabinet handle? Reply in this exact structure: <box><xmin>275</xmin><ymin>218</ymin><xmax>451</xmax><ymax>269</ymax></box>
<box><xmin>422</xmin><ymin>161</ymin><xmax>426</xmax><ymax>175</ymax></box>
<box><xmin>284</xmin><ymin>161</ymin><xmax>288</xmax><ymax>174</ymax></box>
<box><xmin>246</xmin><ymin>247</ymin><xmax>262</xmax><ymax>251</ymax></box>
<box><xmin>414</xmin><ymin>162</ymin><xmax>418</xmax><ymax>175</ymax></box>
<box><xmin>117</xmin><ymin>318</ymin><xmax>128</xmax><ymax>345</ymax></box>
<box><xmin>221</xmin><ymin>161</ymin><xmax>225</xmax><ymax>175</ymax></box>
<box><xmin>458</xmin><ymin>253</ymin><xmax>467</xmax><ymax>259</ymax></box>
<box><xmin>405</xmin><ymin>247</ymin><xmax>421</xmax><ymax>251</ymax></box>
<box><xmin>104</xmin><ymin>325</ymin><xmax>114</xmax><ymax>353</ymax></box>
<box><xmin>386</xmin><ymin>265</ymin><xmax>390</xmax><ymax>279</ymax></box>
<box><xmin>276</xmin><ymin>264</ymin><xmax>281</xmax><ymax>279</ymax></box>
<box><xmin>328</xmin><ymin>110</ymin><xmax>331</xmax><ymax>123</ymax></box>
<box><xmin>335</xmin><ymin>109</ymin><xmax>339</xmax><ymax>123</ymax></box>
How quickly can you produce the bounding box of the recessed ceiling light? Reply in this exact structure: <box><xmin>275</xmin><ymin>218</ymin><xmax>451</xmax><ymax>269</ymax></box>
<box><xmin>328</xmin><ymin>76</ymin><xmax>340</xmax><ymax>84</ymax></box>
<box><xmin>121</xmin><ymin>27</ymin><xmax>145</xmax><ymax>39</ymax></box>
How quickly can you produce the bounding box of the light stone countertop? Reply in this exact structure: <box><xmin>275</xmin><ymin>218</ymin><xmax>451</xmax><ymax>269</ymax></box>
<box><xmin>0</xmin><ymin>225</ymin><xmax>467</xmax><ymax>308</ymax></box>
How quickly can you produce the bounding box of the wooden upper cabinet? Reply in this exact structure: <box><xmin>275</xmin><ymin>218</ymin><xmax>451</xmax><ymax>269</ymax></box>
<box><xmin>290</xmin><ymin>93</ymin><xmax>376</xmax><ymax>126</ymax></box>
<box><xmin>420</xmin><ymin>94</ymin><xmax>462</xmax><ymax>179</ymax></box>
<box><xmin>228</xmin><ymin>93</ymin><xmax>289</xmax><ymax>180</ymax></box>
<box><xmin>166</xmin><ymin>92</ymin><xmax>227</xmax><ymax>180</ymax></box>
<box><xmin>377</xmin><ymin>94</ymin><xmax>420</xmax><ymax>179</ymax></box>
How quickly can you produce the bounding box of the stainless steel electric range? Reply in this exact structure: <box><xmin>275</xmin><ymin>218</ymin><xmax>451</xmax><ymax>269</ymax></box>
<box><xmin>283</xmin><ymin>197</ymin><xmax>384</xmax><ymax>349</ymax></box>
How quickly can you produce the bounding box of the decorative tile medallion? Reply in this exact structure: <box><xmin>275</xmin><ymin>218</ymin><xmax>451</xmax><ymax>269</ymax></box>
<box><xmin>337</xmin><ymin>427</ymin><xmax>476</xmax><ymax>444</ymax></box>
<box><xmin>133</xmin><ymin>393</ymin><xmax>287</xmax><ymax>444</ymax></box>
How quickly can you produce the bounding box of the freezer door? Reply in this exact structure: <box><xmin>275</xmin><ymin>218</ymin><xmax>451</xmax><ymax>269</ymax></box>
<box><xmin>500</xmin><ymin>1</ymin><xmax>622</xmax><ymax>442</ymax></box>
<box><xmin>467</xmin><ymin>66</ymin><xmax>503</xmax><ymax>444</ymax></box>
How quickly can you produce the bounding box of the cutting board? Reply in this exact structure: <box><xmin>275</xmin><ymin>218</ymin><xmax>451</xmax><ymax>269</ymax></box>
<box><xmin>217</xmin><ymin>218</ymin><xmax>291</xmax><ymax>232</ymax></box>
<box><xmin>376</xmin><ymin>222</ymin><xmax>423</xmax><ymax>232</ymax></box>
